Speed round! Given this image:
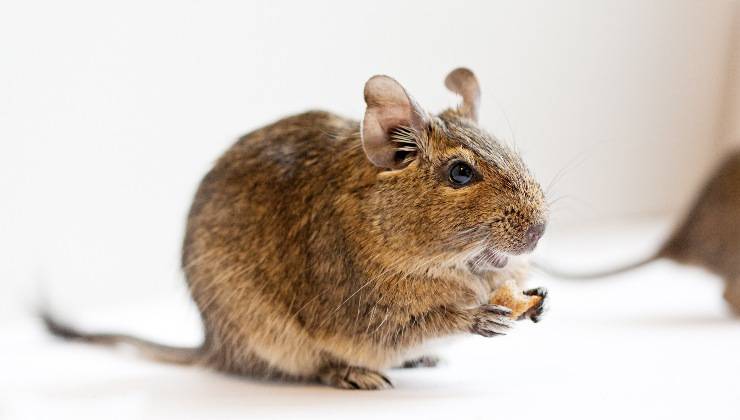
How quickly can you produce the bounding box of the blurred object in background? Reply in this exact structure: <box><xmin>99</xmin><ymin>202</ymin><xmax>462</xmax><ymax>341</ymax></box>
<box><xmin>0</xmin><ymin>0</ymin><xmax>738</xmax><ymax>321</ymax></box>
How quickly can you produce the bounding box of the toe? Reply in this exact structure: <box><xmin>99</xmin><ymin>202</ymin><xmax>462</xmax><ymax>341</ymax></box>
<box><xmin>319</xmin><ymin>366</ymin><xmax>393</xmax><ymax>390</ymax></box>
<box><xmin>523</xmin><ymin>287</ymin><xmax>548</xmax><ymax>298</ymax></box>
<box><xmin>346</xmin><ymin>368</ymin><xmax>393</xmax><ymax>390</ymax></box>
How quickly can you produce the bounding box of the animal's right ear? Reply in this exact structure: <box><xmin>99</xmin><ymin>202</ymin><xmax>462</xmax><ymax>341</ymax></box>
<box><xmin>361</xmin><ymin>75</ymin><xmax>429</xmax><ymax>169</ymax></box>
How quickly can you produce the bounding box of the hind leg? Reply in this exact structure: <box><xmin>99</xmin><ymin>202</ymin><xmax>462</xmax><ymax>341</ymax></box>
<box><xmin>723</xmin><ymin>277</ymin><xmax>740</xmax><ymax>316</ymax></box>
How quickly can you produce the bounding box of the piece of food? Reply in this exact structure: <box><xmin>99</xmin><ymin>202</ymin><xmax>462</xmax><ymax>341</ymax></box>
<box><xmin>489</xmin><ymin>280</ymin><xmax>543</xmax><ymax>319</ymax></box>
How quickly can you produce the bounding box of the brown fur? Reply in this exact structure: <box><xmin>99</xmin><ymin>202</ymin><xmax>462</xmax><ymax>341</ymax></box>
<box><xmin>660</xmin><ymin>150</ymin><xmax>740</xmax><ymax>313</ymax></box>
<box><xmin>43</xmin><ymin>69</ymin><xmax>549</xmax><ymax>390</ymax></box>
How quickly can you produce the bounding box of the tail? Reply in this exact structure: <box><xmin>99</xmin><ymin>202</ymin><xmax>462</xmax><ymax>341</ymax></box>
<box><xmin>41</xmin><ymin>311</ymin><xmax>204</xmax><ymax>365</ymax></box>
<box><xmin>533</xmin><ymin>254</ymin><xmax>659</xmax><ymax>280</ymax></box>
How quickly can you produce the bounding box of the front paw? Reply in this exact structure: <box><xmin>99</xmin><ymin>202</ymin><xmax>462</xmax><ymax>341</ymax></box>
<box><xmin>521</xmin><ymin>287</ymin><xmax>548</xmax><ymax>323</ymax></box>
<box><xmin>470</xmin><ymin>304</ymin><xmax>513</xmax><ymax>337</ymax></box>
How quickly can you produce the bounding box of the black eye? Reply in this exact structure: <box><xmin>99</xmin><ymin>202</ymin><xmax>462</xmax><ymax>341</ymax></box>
<box><xmin>449</xmin><ymin>161</ymin><xmax>474</xmax><ymax>186</ymax></box>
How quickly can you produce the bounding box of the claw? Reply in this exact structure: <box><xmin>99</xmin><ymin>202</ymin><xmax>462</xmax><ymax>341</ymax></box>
<box><xmin>319</xmin><ymin>366</ymin><xmax>393</xmax><ymax>390</ymax></box>
<box><xmin>522</xmin><ymin>287</ymin><xmax>549</xmax><ymax>323</ymax></box>
<box><xmin>479</xmin><ymin>304</ymin><xmax>513</xmax><ymax>316</ymax></box>
<box><xmin>523</xmin><ymin>287</ymin><xmax>548</xmax><ymax>298</ymax></box>
<box><xmin>471</xmin><ymin>305</ymin><xmax>514</xmax><ymax>337</ymax></box>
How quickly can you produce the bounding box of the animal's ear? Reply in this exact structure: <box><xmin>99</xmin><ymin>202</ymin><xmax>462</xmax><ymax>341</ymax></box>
<box><xmin>444</xmin><ymin>67</ymin><xmax>480</xmax><ymax>122</ymax></box>
<box><xmin>361</xmin><ymin>75</ymin><xmax>429</xmax><ymax>169</ymax></box>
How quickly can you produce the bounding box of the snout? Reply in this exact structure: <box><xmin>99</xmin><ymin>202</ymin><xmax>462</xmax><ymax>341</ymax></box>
<box><xmin>523</xmin><ymin>223</ymin><xmax>546</xmax><ymax>252</ymax></box>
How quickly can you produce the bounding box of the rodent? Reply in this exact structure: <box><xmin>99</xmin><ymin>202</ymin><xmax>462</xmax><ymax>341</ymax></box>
<box><xmin>539</xmin><ymin>150</ymin><xmax>740</xmax><ymax>315</ymax></box>
<box><xmin>42</xmin><ymin>68</ymin><xmax>549</xmax><ymax>390</ymax></box>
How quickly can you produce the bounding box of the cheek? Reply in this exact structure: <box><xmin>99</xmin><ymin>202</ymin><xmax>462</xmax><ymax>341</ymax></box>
<box><xmin>375</xmin><ymin>175</ymin><xmax>445</xmax><ymax>234</ymax></box>
<box><xmin>428</xmin><ymin>188</ymin><xmax>494</xmax><ymax>230</ymax></box>
<box><xmin>502</xmin><ymin>206</ymin><xmax>527</xmax><ymax>227</ymax></box>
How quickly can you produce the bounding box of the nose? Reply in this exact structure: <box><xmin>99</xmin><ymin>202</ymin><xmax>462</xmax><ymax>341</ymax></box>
<box><xmin>525</xmin><ymin>223</ymin><xmax>546</xmax><ymax>249</ymax></box>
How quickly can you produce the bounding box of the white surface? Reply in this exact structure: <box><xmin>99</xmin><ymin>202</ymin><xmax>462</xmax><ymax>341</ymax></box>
<box><xmin>3</xmin><ymin>219</ymin><xmax>740</xmax><ymax>420</ymax></box>
<box><xmin>1</xmin><ymin>0</ymin><xmax>738</xmax><ymax>323</ymax></box>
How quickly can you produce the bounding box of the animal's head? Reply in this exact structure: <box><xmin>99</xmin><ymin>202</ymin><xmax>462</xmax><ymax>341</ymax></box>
<box><xmin>360</xmin><ymin>68</ymin><xmax>547</xmax><ymax>271</ymax></box>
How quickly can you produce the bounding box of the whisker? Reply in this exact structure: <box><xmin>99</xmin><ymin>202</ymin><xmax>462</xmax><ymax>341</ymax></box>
<box><xmin>545</xmin><ymin>150</ymin><xmax>591</xmax><ymax>196</ymax></box>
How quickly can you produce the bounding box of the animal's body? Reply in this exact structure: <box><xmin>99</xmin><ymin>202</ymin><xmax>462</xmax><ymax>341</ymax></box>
<box><xmin>44</xmin><ymin>68</ymin><xmax>549</xmax><ymax>389</ymax></box>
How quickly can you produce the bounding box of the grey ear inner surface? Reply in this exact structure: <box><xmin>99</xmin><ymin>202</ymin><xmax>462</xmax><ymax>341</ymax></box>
<box><xmin>361</xmin><ymin>75</ymin><xmax>428</xmax><ymax>169</ymax></box>
<box><xmin>444</xmin><ymin>67</ymin><xmax>481</xmax><ymax>121</ymax></box>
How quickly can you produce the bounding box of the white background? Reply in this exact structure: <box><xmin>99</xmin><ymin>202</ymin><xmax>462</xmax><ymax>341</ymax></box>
<box><xmin>1</xmin><ymin>2</ymin><xmax>740</xmax><ymax>418</ymax></box>
<box><xmin>1</xmin><ymin>0</ymin><xmax>739</xmax><ymax>320</ymax></box>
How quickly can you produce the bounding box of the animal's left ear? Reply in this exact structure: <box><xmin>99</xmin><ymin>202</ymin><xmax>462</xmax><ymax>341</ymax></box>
<box><xmin>362</xmin><ymin>75</ymin><xmax>429</xmax><ymax>169</ymax></box>
<box><xmin>445</xmin><ymin>67</ymin><xmax>481</xmax><ymax>122</ymax></box>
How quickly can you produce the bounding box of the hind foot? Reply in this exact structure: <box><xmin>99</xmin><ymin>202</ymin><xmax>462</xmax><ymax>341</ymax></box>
<box><xmin>400</xmin><ymin>355</ymin><xmax>440</xmax><ymax>369</ymax></box>
<box><xmin>318</xmin><ymin>365</ymin><xmax>393</xmax><ymax>390</ymax></box>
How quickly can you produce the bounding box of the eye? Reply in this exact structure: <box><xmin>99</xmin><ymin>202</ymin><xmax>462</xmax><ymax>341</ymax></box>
<box><xmin>448</xmin><ymin>161</ymin><xmax>474</xmax><ymax>186</ymax></box>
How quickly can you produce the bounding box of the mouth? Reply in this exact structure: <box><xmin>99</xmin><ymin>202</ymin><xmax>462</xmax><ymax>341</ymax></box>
<box><xmin>468</xmin><ymin>247</ymin><xmax>509</xmax><ymax>271</ymax></box>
